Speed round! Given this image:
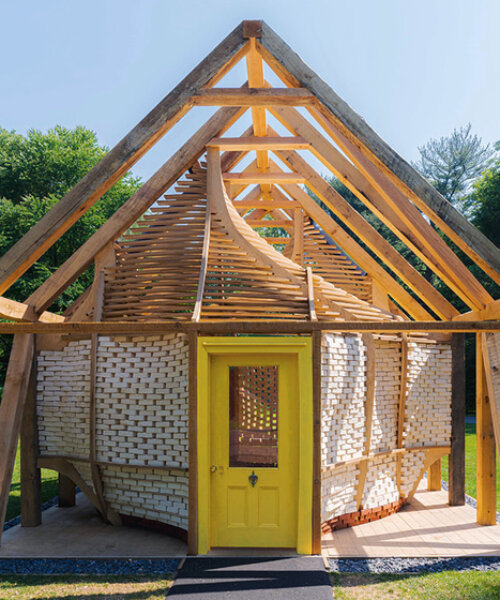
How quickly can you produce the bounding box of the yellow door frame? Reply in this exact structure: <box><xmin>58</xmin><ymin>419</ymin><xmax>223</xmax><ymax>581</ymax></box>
<box><xmin>197</xmin><ymin>336</ymin><xmax>313</xmax><ymax>554</ymax></box>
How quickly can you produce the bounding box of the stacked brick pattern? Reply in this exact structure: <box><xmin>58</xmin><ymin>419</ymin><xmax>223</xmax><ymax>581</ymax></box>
<box><xmin>36</xmin><ymin>333</ymin><xmax>189</xmax><ymax>531</ymax></box>
<box><xmin>321</xmin><ymin>333</ymin><xmax>452</xmax><ymax>526</ymax></box>
<box><xmin>37</xmin><ymin>341</ymin><xmax>91</xmax><ymax>458</ymax></box>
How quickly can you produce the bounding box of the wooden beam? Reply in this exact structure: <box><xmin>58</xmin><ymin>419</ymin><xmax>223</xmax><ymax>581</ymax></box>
<box><xmin>223</xmin><ymin>172</ymin><xmax>305</xmax><ymax>184</ymax></box>
<box><xmin>192</xmin><ymin>189</ymin><xmax>211</xmax><ymax>323</ymax></box>
<box><xmin>0</xmin><ymin>296</ymin><xmax>65</xmax><ymax>323</ymax></box>
<box><xmin>257</xmin><ymin>21</ymin><xmax>500</xmax><ymax>281</ymax></box>
<box><xmin>27</xmin><ymin>105</ymin><xmax>246</xmax><ymax>314</ymax></box>
<box><xmin>0</xmin><ymin>320</ymin><xmax>500</xmax><ymax>335</ymax></box>
<box><xmin>20</xmin><ymin>349</ymin><xmax>41</xmax><ymax>527</ymax></box>
<box><xmin>476</xmin><ymin>334</ymin><xmax>497</xmax><ymax>524</ymax></box>
<box><xmin>268</xmin><ymin>114</ymin><xmax>459</xmax><ymax>319</ymax></box>
<box><xmin>0</xmin><ymin>24</ymin><xmax>250</xmax><ymax>295</ymax></box>
<box><xmin>308</xmin><ymin>109</ymin><xmax>492</xmax><ymax>311</ymax></box>
<box><xmin>246</xmin><ymin>37</ymin><xmax>270</xmax><ymax>195</ymax></box>
<box><xmin>306</xmin><ymin>267</ymin><xmax>317</xmax><ymax>322</ymax></box>
<box><xmin>455</xmin><ymin>298</ymin><xmax>500</xmax><ymax>322</ymax></box>
<box><xmin>192</xmin><ymin>88</ymin><xmax>315</xmax><ymax>106</ymax></box>
<box><xmin>208</xmin><ymin>136</ymin><xmax>309</xmax><ymax>150</ymax></box>
<box><xmin>449</xmin><ymin>333</ymin><xmax>466</xmax><ymax>506</ymax></box>
<box><xmin>278</xmin><ymin>182</ymin><xmax>437</xmax><ymax>321</ymax></box>
<box><xmin>246</xmin><ymin>219</ymin><xmax>292</xmax><ymax>228</ymax></box>
<box><xmin>0</xmin><ymin>334</ymin><xmax>35</xmax><ymax>540</ymax></box>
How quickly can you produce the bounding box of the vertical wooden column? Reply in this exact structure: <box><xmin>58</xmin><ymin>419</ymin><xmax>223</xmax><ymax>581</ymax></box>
<box><xmin>188</xmin><ymin>330</ymin><xmax>198</xmax><ymax>555</ymax></box>
<box><xmin>311</xmin><ymin>330</ymin><xmax>321</xmax><ymax>554</ymax></box>
<box><xmin>449</xmin><ymin>333</ymin><xmax>465</xmax><ymax>505</ymax></box>
<box><xmin>0</xmin><ymin>334</ymin><xmax>35</xmax><ymax>541</ymax></box>
<box><xmin>427</xmin><ymin>460</ymin><xmax>442</xmax><ymax>491</ymax></box>
<box><xmin>476</xmin><ymin>334</ymin><xmax>497</xmax><ymax>525</ymax></box>
<box><xmin>20</xmin><ymin>345</ymin><xmax>41</xmax><ymax>526</ymax></box>
<box><xmin>58</xmin><ymin>474</ymin><xmax>76</xmax><ymax>508</ymax></box>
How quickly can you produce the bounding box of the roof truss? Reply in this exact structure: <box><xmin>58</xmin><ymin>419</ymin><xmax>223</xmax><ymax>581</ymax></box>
<box><xmin>0</xmin><ymin>19</ymin><xmax>498</xmax><ymax>324</ymax></box>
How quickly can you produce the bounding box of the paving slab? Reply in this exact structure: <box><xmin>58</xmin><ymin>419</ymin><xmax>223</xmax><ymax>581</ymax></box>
<box><xmin>168</xmin><ymin>557</ymin><xmax>332</xmax><ymax>599</ymax></box>
<box><xmin>0</xmin><ymin>494</ymin><xmax>186</xmax><ymax>558</ymax></box>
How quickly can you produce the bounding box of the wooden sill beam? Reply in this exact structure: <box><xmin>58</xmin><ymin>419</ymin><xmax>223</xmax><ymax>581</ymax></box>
<box><xmin>208</xmin><ymin>136</ymin><xmax>310</xmax><ymax>150</ymax></box>
<box><xmin>0</xmin><ymin>320</ymin><xmax>498</xmax><ymax>335</ymax></box>
<box><xmin>192</xmin><ymin>88</ymin><xmax>315</xmax><ymax>106</ymax></box>
<box><xmin>223</xmin><ymin>172</ymin><xmax>305</xmax><ymax>183</ymax></box>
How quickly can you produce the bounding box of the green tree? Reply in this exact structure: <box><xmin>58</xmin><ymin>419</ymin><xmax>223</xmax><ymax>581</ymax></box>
<box><xmin>0</xmin><ymin>126</ymin><xmax>141</xmax><ymax>385</ymax></box>
<box><xmin>413</xmin><ymin>123</ymin><xmax>495</xmax><ymax>214</ymax></box>
<box><xmin>471</xmin><ymin>153</ymin><xmax>500</xmax><ymax>247</ymax></box>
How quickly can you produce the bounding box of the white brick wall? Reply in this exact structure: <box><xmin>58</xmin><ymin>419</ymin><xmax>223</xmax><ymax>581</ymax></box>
<box><xmin>321</xmin><ymin>334</ymin><xmax>451</xmax><ymax>523</ymax></box>
<box><xmin>37</xmin><ymin>333</ymin><xmax>189</xmax><ymax>530</ymax></box>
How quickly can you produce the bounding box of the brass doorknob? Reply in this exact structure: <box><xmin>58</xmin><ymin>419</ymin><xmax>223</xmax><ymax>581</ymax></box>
<box><xmin>210</xmin><ymin>465</ymin><xmax>217</xmax><ymax>473</ymax></box>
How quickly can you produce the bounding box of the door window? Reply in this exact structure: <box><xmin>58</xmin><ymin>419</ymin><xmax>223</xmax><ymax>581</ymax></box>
<box><xmin>228</xmin><ymin>366</ymin><xmax>279</xmax><ymax>467</ymax></box>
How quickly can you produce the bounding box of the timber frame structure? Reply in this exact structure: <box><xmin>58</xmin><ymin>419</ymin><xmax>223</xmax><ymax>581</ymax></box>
<box><xmin>0</xmin><ymin>20</ymin><xmax>499</xmax><ymax>553</ymax></box>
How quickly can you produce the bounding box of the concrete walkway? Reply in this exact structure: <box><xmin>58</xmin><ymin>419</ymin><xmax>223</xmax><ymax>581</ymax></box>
<box><xmin>0</xmin><ymin>494</ymin><xmax>186</xmax><ymax>558</ymax></box>
<box><xmin>169</xmin><ymin>557</ymin><xmax>332</xmax><ymax>599</ymax></box>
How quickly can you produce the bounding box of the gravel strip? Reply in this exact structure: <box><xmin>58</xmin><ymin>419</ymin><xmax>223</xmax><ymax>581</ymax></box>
<box><xmin>0</xmin><ymin>558</ymin><xmax>180</xmax><ymax>575</ymax></box>
<box><xmin>328</xmin><ymin>557</ymin><xmax>500</xmax><ymax>573</ymax></box>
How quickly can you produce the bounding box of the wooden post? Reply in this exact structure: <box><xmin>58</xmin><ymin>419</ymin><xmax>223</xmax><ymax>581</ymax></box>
<box><xmin>188</xmin><ymin>330</ymin><xmax>198</xmax><ymax>555</ymax></box>
<box><xmin>0</xmin><ymin>334</ymin><xmax>35</xmax><ymax>541</ymax></box>
<box><xmin>449</xmin><ymin>333</ymin><xmax>465</xmax><ymax>505</ymax></box>
<box><xmin>58</xmin><ymin>474</ymin><xmax>76</xmax><ymax>508</ymax></box>
<box><xmin>427</xmin><ymin>460</ymin><xmax>442</xmax><ymax>491</ymax></box>
<box><xmin>20</xmin><ymin>348</ymin><xmax>41</xmax><ymax>526</ymax></box>
<box><xmin>311</xmin><ymin>330</ymin><xmax>321</xmax><ymax>554</ymax></box>
<box><xmin>476</xmin><ymin>334</ymin><xmax>497</xmax><ymax>524</ymax></box>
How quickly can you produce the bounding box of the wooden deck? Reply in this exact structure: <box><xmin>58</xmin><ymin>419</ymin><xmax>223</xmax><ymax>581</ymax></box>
<box><xmin>322</xmin><ymin>485</ymin><xmax>500</xmax><ymax>557</ymax></box>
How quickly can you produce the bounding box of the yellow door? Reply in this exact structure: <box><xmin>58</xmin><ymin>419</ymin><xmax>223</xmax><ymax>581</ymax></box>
<box><xmin>210</xmin><ymin>353</ymin><xmax>298</xmax><ymax>548</ymax></box>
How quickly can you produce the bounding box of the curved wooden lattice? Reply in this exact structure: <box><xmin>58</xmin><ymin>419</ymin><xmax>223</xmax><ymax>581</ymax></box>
<box><xmin>102</xmin><ymin>156</ymin><xmax>398</xmax><ymax>323</ymax></box>
<box><xmin>284</xmin><ymin>220</ymin><xmax>373</xmax><ymax>303</ymax></box>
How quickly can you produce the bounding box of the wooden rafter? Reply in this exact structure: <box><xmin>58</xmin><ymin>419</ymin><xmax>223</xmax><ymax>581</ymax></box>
<box><xmin>0</xmin><ymin>24</ymin><xmax>251</xmax><ymax>295</ymax></box>
<box><xmin>255</xmin><ymin>21</ymin><xmax>500</xmax><ymax>281</ymax></box>
<box><xmin>27</xmin><ymin>106</ymin><xmax>247</xmax><ymax>314</ymax></box>
<box><xmin>192</xmin><ymin>88</ymin><xmax>314</xmax><ymax>106</ymax></box>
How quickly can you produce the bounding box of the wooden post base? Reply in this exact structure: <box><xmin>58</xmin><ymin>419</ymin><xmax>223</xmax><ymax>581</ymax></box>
<box><xmin>427</xmin><ymin>460</ymin><xmax>442</xmax><ymax>491</ymax></box>
<box><xmin>58</xmin><ymin>474</ymin><xmax>76</xmax><ymax>508</ymax></box>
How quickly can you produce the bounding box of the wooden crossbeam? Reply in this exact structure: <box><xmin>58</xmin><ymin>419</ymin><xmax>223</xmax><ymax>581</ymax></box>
<box><xmin>256</xmin><ymin>21</ymin><xmax>500</xmax><ymax>281</ymax></box>
<box><xmin>223</xmin><ymin>172</ymin><xmax>305</xmax><ymax>183</ymax></box>
<box><xmin>26</xmin><ymin>106</ymin><xmax>246</xmax><ymax>314</ymax></box>
<box><xmin>0</xmin><ymin>24</ymin><xmax>250</xmax><ymax>296</ymax></box>
<box><xmin>0</xmin><ymin>296</ymin><xmax>65</xmax><ymax>323</ymax></box>
<box><xmin>0</xmin><ymin>320</ymin><xmax>498</xmax><ymax>334</ymax></box>
<box><xmin>192</xmin><ymin>88</ymin><xmax>315</xmax><ymax>106</ymax></box>
<box><xmin>233</xmin><ymin>199</ymin><xmax>299</xmax><ymax>209</ymax></box>
<box><xmin>246</xmin><ymin>220</ymin><xmax>292</xmax><ymax>228</ymax></box>
<box><xmin>208</xmin><ymin>136</ymin><xmax>309</xmax><ymax>150</ymax></box>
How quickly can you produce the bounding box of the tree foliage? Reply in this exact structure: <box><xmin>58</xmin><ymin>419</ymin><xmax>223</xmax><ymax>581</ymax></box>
<box><xmin>0</xmin><ymin>126</ymin><xmax>141</xmax><ymax>386</ymax></box>
<box><xmin>413</xmin><ymin>123</ymin><xmax>495</xmax><ymax>214</ymax></box>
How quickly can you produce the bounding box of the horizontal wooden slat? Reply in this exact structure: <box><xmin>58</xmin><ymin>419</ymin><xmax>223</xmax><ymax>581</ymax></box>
<box><xmin>223</xmin><ymin>172</ymin><xmax>305</xmax><ymax>183</ymax></box>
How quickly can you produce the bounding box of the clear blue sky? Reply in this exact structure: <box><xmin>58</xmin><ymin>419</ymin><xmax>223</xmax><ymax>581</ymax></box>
<box><xmin>1</xmin><ymin>0</ymin><xmax>499</xmax><ymax>181</ymax></box>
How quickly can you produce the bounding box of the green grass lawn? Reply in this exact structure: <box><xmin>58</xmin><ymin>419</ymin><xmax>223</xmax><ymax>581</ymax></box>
<box><xmin>5</xmin><ymin>444</ymin><xmax>58</xmax><ymax>523</ymax></box>
<box><xmin>441</xmin><ymin>422</ymin><xmax>500</xmax><ymax>513</ymax></box>
<box><xmin>0</xmin><ymin>575</ymin><xmax>173</xmax><ymax>599</ymax></box>
<box><xmin>330</xmin><ymin>572</ymin><xmax>500</xmax><ymax>600</ymax></box>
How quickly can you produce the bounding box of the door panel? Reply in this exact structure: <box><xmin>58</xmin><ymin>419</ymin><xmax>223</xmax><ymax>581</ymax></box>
<box><xmin>210</xmin><ymin>354</ymin><xmax>298</xmax><ymax>548</ymax></box>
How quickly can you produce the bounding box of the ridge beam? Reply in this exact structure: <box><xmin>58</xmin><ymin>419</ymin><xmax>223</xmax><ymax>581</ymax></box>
<box><xmin>193</xmin><ymin>88</ymin><xmax>315</xmax><ymax>106</ymax></box>
<box><xmin>208</xmin><ymin>136</ymin><xmax>310</xmax><ymax>151</ymax></box>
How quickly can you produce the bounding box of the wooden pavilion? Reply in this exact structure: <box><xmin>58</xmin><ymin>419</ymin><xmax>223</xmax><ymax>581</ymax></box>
<box><xmin>0</xmin><ymin>20</ymin><xmax>499</xmax><ymax>555</ymax></box>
